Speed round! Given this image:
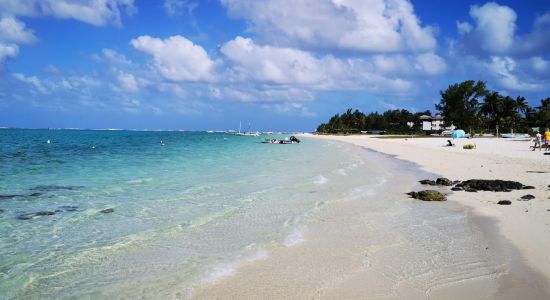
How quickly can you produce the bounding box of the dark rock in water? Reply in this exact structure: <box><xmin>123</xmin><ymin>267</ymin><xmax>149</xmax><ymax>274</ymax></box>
<box><xmin>519</xmin><ymin>194</ymin><xmax>535</xmax><ymax>201</ymax></box>
<box><xmin>0</xmin><ymin>194</ymin><xmax>23</xmax><ymax>200</ymax></box>
<box><xmin>408</xmin><ymin>190</ymin><xmax>447</xmax><ymax>201</ymax></box>
<box><xmin>100</xmin><ymin>208</ymin><xmax>114</xmax><ymax>214</ymax></box>
<box><xmin>453</xmin><ymin>180</ymin><xmax>461</xmax><ymax>184</ymax></box>
<box><xmin>30</xmin><ymin>185</ymin><xmax>84</xmax><ymax>192</ymax></box>
<box><xmin>497</xmin><ymin>200</ymin><xmax>512</xmax><ymax>205</ymax></box>
<box><xmin>419</xmin><ymin>179</ymin><xmax>436</xmax><ymax>185</ymax></box>
<box><xmin>58</xmin><ymin>205</ymin><xmax>78</xmax><ymax>212</ymax></box>
<box><xmin>436</xmin><ymin>178</ymin><xmax>453</xmax><ymax>186</ymax></box>
<box><xmin>464</xmin><ymin>187</ymin><xmax>478</xmax><ymax>192</ymax></box>
<box><xmin>522</xmin><ymin>186</ymin><xmax>535</xmax><ymax>190</ymax></box>
<box><xmin>455</xmin><ymin>179</ymin><xmax>524</xmax><ymax>192</ymax></box>
<box><xmin>17</xmin><ymin>211</ymin><xmax>55</xmax><ymax>220</ymax></box>
<box><xmin>451</xmin><ymin>187</ymin><xmax>463</xmax><ymax>191</ymax></box>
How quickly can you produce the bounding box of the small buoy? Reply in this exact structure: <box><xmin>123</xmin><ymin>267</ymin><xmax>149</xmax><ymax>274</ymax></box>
<box><xmin>47</xmin><ymin>139</ymin><xmax>51</xmax><ymax>144</ymax></box>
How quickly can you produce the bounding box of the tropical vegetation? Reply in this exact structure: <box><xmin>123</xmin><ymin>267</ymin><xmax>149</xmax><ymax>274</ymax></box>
<box><xmin>317</xmin><ymin>80</ymin><xmax>550</xmax><ymax>134</ymax></box>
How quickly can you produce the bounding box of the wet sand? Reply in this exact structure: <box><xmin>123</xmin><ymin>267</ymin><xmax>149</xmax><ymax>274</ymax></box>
<box><xmin>192</xmin><ymin>136</ymin><xmax>550</xmax><ymax>299</ymax></box>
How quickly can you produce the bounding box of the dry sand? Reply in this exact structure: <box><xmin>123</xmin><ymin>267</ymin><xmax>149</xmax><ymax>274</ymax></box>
<box><xmin>192</xmin><ymin>135</ymin><xmax>550</xmax><ymax>299</ymax></box>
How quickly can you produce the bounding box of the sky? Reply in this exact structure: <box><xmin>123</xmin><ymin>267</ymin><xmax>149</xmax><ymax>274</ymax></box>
<box><xmin>0</xmin><ymin>0</ymin><xmax>549</xmax><ymax>131</ymax></box>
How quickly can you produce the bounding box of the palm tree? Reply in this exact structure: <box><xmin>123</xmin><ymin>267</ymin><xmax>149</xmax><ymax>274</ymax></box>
<box><xmin>479</xmin><ymin>91</ymin><xmax>503</xmax><ymax>129</ymax></box>
<box><xmin>515</xmin><ymin>96</ymin><xmax>528</xmax><ymax>115</ymax></box>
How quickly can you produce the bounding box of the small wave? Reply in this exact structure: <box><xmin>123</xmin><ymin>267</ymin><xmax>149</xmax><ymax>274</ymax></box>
<box><xmin>312</xmin><ymin>175</ymin><xmax>328</xmax><ymax>185</ymax></box>
<box><xmin>284</xmin><ymin>227</ymin><xmax>306</xmax><ymax>247</ymax></box>
<box><xmin>125</xmin><ymin>178</ymin><xmax>153</xmax><ymax>184</ymax></box>
<box><xmin>335</xmin><ymin>168</ymin><xmax>347</xmax><ymax>176</ymax></box>
<box><xmin>201</xmin><ymin>248</ymin><xmax>268</xmax><ymax>284</ymax></box>
<box><xmin>202</xmin><ymin>263</ymin><xmax>237</xmax><ymax>284</ymax></box>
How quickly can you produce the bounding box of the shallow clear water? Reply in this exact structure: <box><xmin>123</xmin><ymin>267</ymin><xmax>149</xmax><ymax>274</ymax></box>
<box><xmin>0</xmin><ymin>129</ymin><xmax>384</xmax><ymax>298</ymax></box>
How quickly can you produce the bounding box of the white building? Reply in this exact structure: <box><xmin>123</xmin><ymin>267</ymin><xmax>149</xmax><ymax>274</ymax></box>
<box><xmin>419</xmin><ymin>115</ymin><xmax>455</xmax><ymax>131</ymax></box>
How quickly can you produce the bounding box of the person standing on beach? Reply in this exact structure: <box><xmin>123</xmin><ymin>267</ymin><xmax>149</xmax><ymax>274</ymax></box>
<box><xmin>545</xmin><ymin>128</ymin><xmax>550</xmax><ymax>151</ymax></box>
<box><xmin>533</xmin><ymin>132</ymin><xmax>542</xmax><ymax>151</ymax></box>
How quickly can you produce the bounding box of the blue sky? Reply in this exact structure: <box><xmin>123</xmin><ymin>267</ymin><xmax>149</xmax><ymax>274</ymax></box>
<box><xmin>0</xmin><ymin>0</ymin><xmax>549</xmax><ymax>131</ymax></box>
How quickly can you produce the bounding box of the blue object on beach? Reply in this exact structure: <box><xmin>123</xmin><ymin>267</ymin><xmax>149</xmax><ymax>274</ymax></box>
<box><xmin>451</xmin><ymin>129</ymin><xmax>466</xmax><ymax>139</ymax></box>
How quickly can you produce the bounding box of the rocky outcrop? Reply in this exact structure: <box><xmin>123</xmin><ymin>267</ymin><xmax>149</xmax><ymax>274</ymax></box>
<box><xmin>407</xmin><ymin>190</ymin><xmax>447</xmax><ymax>201</ymax></box>
<box><xmin>519</xmin><ymin>194</ymin><xmax>535</xmax><ymax>201</ymax></box>
<box><xmin>30</xmin><ymin>185</ymin><xmax>84</xmax><ymax>191</ymax></box>
<box><xmin>436</xmin><ymin>178</ymin><xmax>453</xmax><ymax>186</ymax></box>
<box><xmin>497</xmin><ymin>200</ymin><xmax>512</xmax><ymax>205</ymax></box>
<box><xmin>454</xmin><ymin>179</ymin><xmax>525</xmax><ymax>192</ymax></box>
<box><xmin>419</xmin><ymin>178</ymin><xmax>453</xmax><ymax>186</ymax></box>
<box><xmin>17</xmin><ymin>211</ymin><xmax>55</xmax><ymax>220</ymax></box>
<box><xmin>419</xmin><ymin>179</ymin><xmax>436</xmax><ymax>185</ymax></box>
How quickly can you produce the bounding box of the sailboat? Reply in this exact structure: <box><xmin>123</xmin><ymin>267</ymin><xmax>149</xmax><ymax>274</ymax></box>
<box><xmin>229</xmin><ymin>122</ymin><xmax>260</xmax><ymax>136</ymax></box>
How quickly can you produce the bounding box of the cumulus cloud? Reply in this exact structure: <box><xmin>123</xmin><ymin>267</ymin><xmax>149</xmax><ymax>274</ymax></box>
<box><xmin>220</xmin><ymin>36</ymin><xmax>328</xmax><ymax>85</ymax></box>
<box><xmin>0</xmin><ymin>16</ymin><xmax>37</xmax><ymax>62</ymax></box>
<box><xmin>220</xmin><ymin>36</ymin><xmax>439</xmax><ymax>95</ymax></box>
<box><xmin>486</xmin><ymin>56</ymin><xmax>542</xmax><ymax>92</ymax></box>
<box><xmin>450</xmin><ymin>2</ymin><xmax>550</xmax><ymax>93</ymax></box>
<box><xmin>456</xmin><ymin>2</ymin><xmax>550</xmax><ymax>57</ymax></box>
<box><xmin>220</xmin><ymin>0</ymin><xmax>436</xmax><ymax>52</ymax></box>
<box><xmin>131</xmin><ymin>35</ymin><xmax>216</xmax><ymax>82</ymax></box>
<box><xmin>0</xmin><ymin>16</ymin><xmax>37</xmax><ymax>44</ymax></box>
<box><xmin>0</xmin><ymin>0</ymin><xmax>136</xmax><ymax>27</ymax></box>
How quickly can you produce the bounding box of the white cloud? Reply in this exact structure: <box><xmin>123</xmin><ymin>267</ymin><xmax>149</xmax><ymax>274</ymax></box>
<box><xmin>456</xmin><ymin>21</ymin><xmax>472</xmax><ymax>35</ymax></box>
<box><xmin>117</xmin><ymin>71</ymin><xmax>139</xmax><ymax>92</ymax></box>
<box><xmin>414</xmin><ymin>52</ymin><xmax>447</xmax><ymax>75</ymax></box>
<box><xmin>220</xmin><ymin>0</ymin><xmax>436</xmax><ymax>52</ymax></box>
<box><xmin>530</xmin><ymin>56</ymin><xmax>549</xmax><ymax>74</ymax></box>
<box><xmin>164</xmin><ymin>0</ymin><xmax>197</xmax><ymax>16</ymax></box>
<box><xmin>467</xmin><ymin>2</ymin><xmax>517</xmax><ymax>54</ymax></box>
<box><xmin>487</xmin><ymin>56</ymin><xmax>542</xmax><ymax>92</ymax></box>
<box><xmin>131</xmin><ymin>35</ymin><xmax>216</xmax><ymax>82</ymax></box>
<box><xmin>220</xmin><ymin>36</ymin><xmax>328</xmax><ymax>85</ymax></box>
<box><xmin>0</xmin><ymin>43</ymin><xmax>18</xmax><ymax>61</ymax></box>
<box><xmin>13</xmin><ymin>72</ymin><xmax>49</xmax><ymax>94</ymax></box>
<box><xmin>220</xmin><ymin>36</ymin><xmax>442</xmax><ymax>96</ymax></box>
<box><xmin>0</xmin><ymin>0</ymin><xmax>136</xmax><ymax>27</ymax></box>
<box><xmin>0</xmin><ymin>16</ymin><xmax>37</xmax><ymax>44</ymax></box>
<box><xmin>0</xmin><ymin>16</ymin><xmax>36</xmax><ymax>62</ymax></box>
<box><xmin>101</xmin><ymin>48</ymin><xmax>132</xmax><ymax>65</ymax></box>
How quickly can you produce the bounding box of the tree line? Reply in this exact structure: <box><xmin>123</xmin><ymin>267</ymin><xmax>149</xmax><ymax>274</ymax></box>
<box><xmin>316</xmin><ymin>80</ymin><xmax>550</xmax><ymax>134</ymax></box>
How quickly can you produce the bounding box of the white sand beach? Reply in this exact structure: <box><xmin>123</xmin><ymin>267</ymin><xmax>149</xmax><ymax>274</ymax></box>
<box><xmin>193</xmin><ymin>135</ymin><xmax>550</xmax><ymax>299</ymax></box>
<box><xmin>310</xmin><ymin>135</ymin><xmax>550</xmax><ymax>277</ymax></box>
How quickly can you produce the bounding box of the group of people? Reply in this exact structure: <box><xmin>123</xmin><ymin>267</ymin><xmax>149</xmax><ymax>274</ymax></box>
<box><xmin>533</xmin><ymin>128</ymin><xmax>550</xmax><ymax>151</ymax></box>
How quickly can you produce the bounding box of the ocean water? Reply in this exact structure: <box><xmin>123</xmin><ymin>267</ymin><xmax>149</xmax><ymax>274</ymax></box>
<box><xmin>0</xmin><ymin>129</ymin><xmax>384</xmax><ymax>298</ymax></box>
<box><xmin>1</xmin><ymin>129</ymin><xmax>512</xmax><ymax>299</ymax></box>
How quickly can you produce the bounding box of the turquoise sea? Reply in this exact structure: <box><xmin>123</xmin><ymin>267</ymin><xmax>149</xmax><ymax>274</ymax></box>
<box><xmin>0</xmin><ymin>129</ymin><xmax>387</xmax><ymax>298</ymax></box>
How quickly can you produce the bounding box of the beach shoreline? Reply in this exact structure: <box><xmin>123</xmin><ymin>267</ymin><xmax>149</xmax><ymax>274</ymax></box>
<box><xmin>193</xmin><ymin>135</ymin><xmax>550</xmax><ymax>299</ymax></box>
<box><xmin>305</xmin><ymin>134</ymin><xmax>550</xmax><ymax>296</ymax></box>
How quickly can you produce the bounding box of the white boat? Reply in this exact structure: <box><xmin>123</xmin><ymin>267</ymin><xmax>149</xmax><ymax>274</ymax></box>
<box><xmin>501</xmin><ymin>133</ymin><xmax>531</xmax><ymax>140</ymax></box>
<box><xmin>261</xmin><ymin>136</ymin><xmax>301</xmax><ymax>144</ymax></box>
<box><xmin>228</xmin><ymin>122</ymin><xmax>260</xmax><ymax>136</ymax></box>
